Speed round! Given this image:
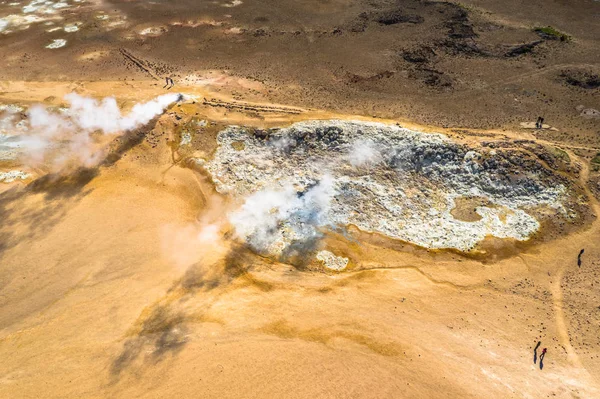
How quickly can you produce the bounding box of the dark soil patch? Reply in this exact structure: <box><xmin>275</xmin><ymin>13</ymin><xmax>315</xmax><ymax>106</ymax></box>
<box><xmin>402</xmin><ymin>46</ymin><xmax>436</xmax><ymax>64</ymax></box>
<box><xmin>438</xmin><ymin>38</ymin><xmax>489</xmax><ymax>57</ymax></box>
<box><xmin>561</xmin><ymin>69</ymin><xmax>600</xmax><ymax>90</ymax></box>
<box><xmin>348</xmin><ymin>70</ymin><xmax>395</xmax><ymax>84</ymax></box>
<box><xmin>375</xmin><ymin>10</ymin><xmax>424</xmax><ymax>25</ymax></box>
<box><xmin>410</xmin><ymin>68</ymin><xmax>453</xmax><ymax>89</ymax></box>
<box><xmin>504</xmin><ymin>40</ymin><xmax>543</xmax><ymax>57</ymax></box>
<box><xmin>440</xmin><ymin>2</ymin><xmax>477</xmax><ymax>39</ymax></box>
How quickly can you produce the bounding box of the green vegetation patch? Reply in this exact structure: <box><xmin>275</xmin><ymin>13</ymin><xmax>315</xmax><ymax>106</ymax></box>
<box><xmin>592</xmin><ymin>153</ymin><xmax>600</xmax><ymax>172</ymax></box>
<box><xmin>534</xmin><ymin>26</ymin><xmax>571</xmax><ymax>42</ymax></box>
<box><xmin>550</xmin><ymin>146</ymin><xmax>570</xmax><ymax>163</ymax></box>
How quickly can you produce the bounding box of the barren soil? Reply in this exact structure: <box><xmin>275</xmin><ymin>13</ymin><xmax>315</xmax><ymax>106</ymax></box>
<box><xmin>1</xmin><ymin>0</ymin><xmax>600</xmax><ymax>398</ymax></box>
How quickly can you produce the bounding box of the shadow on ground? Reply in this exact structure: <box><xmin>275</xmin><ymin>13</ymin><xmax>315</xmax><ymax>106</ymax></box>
<box><xmin>0</xmin><ymin>120</ymin><xmax>158</xmax><ymax>262</ymax></box>
<box><xmin>109</xmin><ymin>243</ymin><xmax>275</xmax><ymax>380</ymax></box>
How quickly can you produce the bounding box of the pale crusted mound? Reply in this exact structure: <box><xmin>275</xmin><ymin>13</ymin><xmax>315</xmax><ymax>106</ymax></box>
<box><xmin>316</xmin><ymin>250</ymin><xmax>349</xmax><ymax>271</ymax></box>
<box><xmin>200</xmin><ymin>120</ymin><xmax>579</xmax><ymax>255</ymax></box>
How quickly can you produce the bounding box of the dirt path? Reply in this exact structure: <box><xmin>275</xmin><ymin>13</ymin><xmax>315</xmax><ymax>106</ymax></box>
<box><xmin>449</xmin><ymin>63</ymin><xmax>600</xmax><ymax>99</ymax></box>
<box><xmin>548</xmin><ymin>148</ymin><xmax>599</xmax><ymax>381</ymax></box>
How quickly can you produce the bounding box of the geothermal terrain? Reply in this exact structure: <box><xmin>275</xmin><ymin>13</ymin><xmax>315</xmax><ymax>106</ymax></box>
<box><xmin>1</xmin><ymin>0</ymin><xmax>600</xmax><ymax>398</ymax></box>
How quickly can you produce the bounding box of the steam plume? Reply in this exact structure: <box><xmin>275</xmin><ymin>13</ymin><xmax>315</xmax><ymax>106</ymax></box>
<box><xmin>347</xmin><ymin>139</ymin><xmax>381</xmax><ymax>167</ymax></box>
<box><xmin>228</xmin><ymin>175</ymin><xmax>336</xmax><ymax>257</ymax></box>
<box><xmin>2</xmin><ymin>92</ymin><xmax>180</xmax><ymax>169</ymax></box>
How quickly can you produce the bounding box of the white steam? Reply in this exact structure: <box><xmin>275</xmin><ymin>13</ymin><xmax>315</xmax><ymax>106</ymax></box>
<box><xmin>1</xmin><ymin>93</ymin><xmax>179</xmax><ymax>169</ymax></box>
<box><xmin>228</xmin><ymin>175</ymin><xmax>336</xmax><ymax>256</ymax></box>
<box><xmin>161</xmin><ymin>222</ymin><xmax>227</xmax><ymax>271</ymax></box>
<box><xmin>160</xmin><ymin>195</ymin><xmax>230</xmax><ymax>271</ymax></box>
<box><xmin>63</xmin><ymin>93</ymin><xmax>179</xmax><ymax>133</ymax></box>
<box><xmin>347</xmin><ymin>139</ymin><xmax>381</xmax><ymax>167</ymax></box>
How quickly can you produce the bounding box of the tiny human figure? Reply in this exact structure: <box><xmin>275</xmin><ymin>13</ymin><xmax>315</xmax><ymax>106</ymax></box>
<box><xmin>540</xmin><ymin>348</ymin><xmax>547</xmax><ymax>362</ymax></box>
<box><xmin>539</xmin><ymin>347</ymin><xmax>547</xmax><ymax>370</ymax></box>
<box><xmin>578</xmin><ymin>248</ymin><xmax>585</xmax><ymax>267</ymax></box>
<box><xmin>536</xmin><ymin>116</ymin><xmax>543</xmax><ymax>129</ymax></box>
<box><xmin>533</xmin><ymin>341</ymin><xmax>541</xmax><ymax>364</ymax></box>
<box><xmin>163</xmin><ymin>77</ymin><xmax>175</xmax><ymax>89</ymax></box>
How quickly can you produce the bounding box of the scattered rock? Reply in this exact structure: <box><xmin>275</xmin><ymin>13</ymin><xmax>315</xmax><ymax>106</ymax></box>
<box><xmin>577</xmin><ymin>107</ymin><xmax>600</xmax><ymax>119</ymax></box>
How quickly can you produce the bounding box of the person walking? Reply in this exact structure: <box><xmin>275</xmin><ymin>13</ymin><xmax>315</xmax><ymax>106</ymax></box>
<box><xmin>533</xmin><ymin>341</ymin><xmax>541</xmax><ymax>364</ymax></box>
<box><xmin>163</xmin><ymin>77</ymin><xmax>175</xmax><ymax>89</ymax></box>
<box><xmin>578</xmin><ymin>249</ymin><xmax>584</xmax><ymax>267</ymax></box>
<box><xmin>539</xmin><ymin>347</ymin><xmax>547</xmax><ymax>369</ymax></box>
<box><xmin>536</xmin><ymin>116</ymin><xmax>543</xmax><ymax>129</ymax></box>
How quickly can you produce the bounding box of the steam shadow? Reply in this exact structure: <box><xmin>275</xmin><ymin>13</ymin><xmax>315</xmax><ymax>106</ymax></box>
<box><xmin>110</xmin><ymin>304</ymin><xmax>188</xmax><ymax>378</ymax></box>
<box><xmin>280</xmin><ymin>235</ymin><xmax>322</xmax><ymax>270</ymax></box>
<box><xmin>0</xmin><ymin>119</ymin><xmax>159</xmax><ymax>261</ymax></box>
<box><xmin>101</xmin><ymin>127</ymin><xmax>150</xmax><ymax>167</ymax></box>
<box><xmin>110</xmin><ymin>244</ymin><xmax>273</xmax><ymax>380</ymax></box>
<box><xmin>178</xmin><ymin>244</ymin><xmax>256</xmax><ymax>294</ymax></box>
<box><xmin>0</xmin><ymin>182</ymin><xmax>86</xmax><ymax>265</ymax></box>
<box><xmin>27</xmin><ymin>167</ymin><xmax>99</xmax><ymax>200</ymax></box>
